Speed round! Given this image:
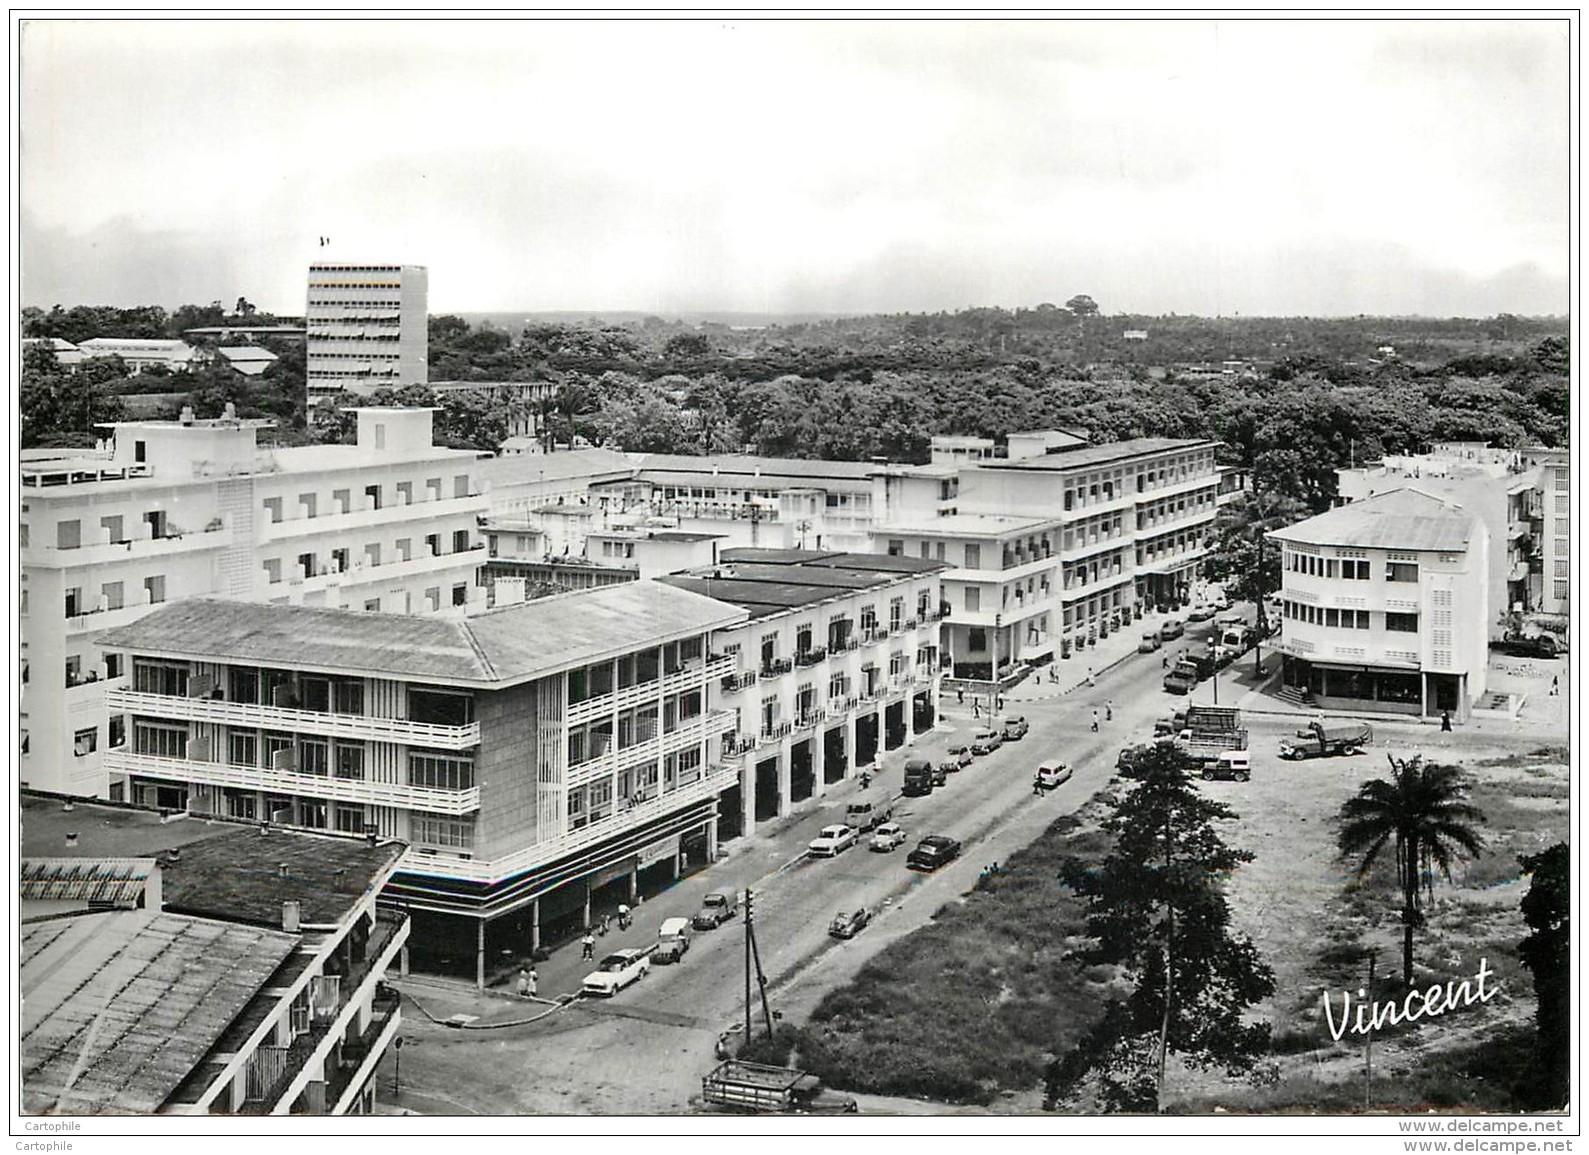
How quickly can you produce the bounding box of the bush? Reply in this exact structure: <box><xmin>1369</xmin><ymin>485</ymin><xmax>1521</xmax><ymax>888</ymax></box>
<box><xmin>738</xmin><ymin>1024</ymin><xmax>799</xmax><ymax>1068</ymax></box>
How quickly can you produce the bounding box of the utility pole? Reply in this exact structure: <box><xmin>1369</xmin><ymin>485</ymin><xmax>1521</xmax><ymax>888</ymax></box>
<box><xmin>1254</xmin><ymin>475</ymin><xmax>1268</xmax><ymax>678</ymax></box>
<box><xmin>744</xmin><ymin>889</ymin><xmax>753</xmax><ymax>1042</ymax></box>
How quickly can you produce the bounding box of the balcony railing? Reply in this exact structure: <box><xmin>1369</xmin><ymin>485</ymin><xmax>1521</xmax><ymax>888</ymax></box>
<box><xmin>107</xmin><ymin>686</ymin><xmax>480</xmax><ymax>751</ymax></box>
<box><xmin>257</xmin><ymin>492</ymin><xmax>487</xmax><ymax>542</ymax></box>
<box><xmin>794</xmin><ymin>647</ymin><xmax>827</xmax><ymax>667</ymax></box>
<box><xmin>761</xmin><ymin>720</ymin><xmax>793</xmax><ymax>741</ymax></box>
<box><xmin>566</xmin><ymin>655</ymin><xmax>733</xmax><ymax>728</ymax></box>
<box><xmin>106</xmin><ymin>749</ymin><xmax>482</xmax><ymax>815</ymax></box>
<box><xmin>565</xmin><ymin>710</ymin><xmax>735</xmax><ymax>786</ymax></box>
<box><xmin>21</xmin><ymin>462</ymin><xmax>153</xmax><ymax>488</ymax></box>
<box><xmin>761</xmin><ymin>657</ymin><xmax>793</xmax><ymax>676</ymax></box>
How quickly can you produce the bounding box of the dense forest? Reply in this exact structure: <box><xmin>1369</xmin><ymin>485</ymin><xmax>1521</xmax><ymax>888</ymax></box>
<box><xmin>20</xmin><ymin>300</ymin><xmax>1568</xmax><ymax>521</ymax></box>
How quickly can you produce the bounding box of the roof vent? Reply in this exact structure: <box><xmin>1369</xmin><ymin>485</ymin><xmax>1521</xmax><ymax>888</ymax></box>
<box><xmin>65</xmin><ymin>832</ymin><xmax>78</xmax><ymax>848</ymax></box>
<box><xmin>282</xmin><ymin>900</ymin><xmax>301</xmax><ymax>934</ymax></box>
<box><xmin>61</xmin><ymin>801</ymin><xmax>74</xmax><ymax>813</ymax></box>
<box><xmin>180</xmin><ymin>405</ymin><xmax>195</xmax><ymax>425</ymax></box>
<box><xmin>278</xmin><ymin>862</ymin><xmax>290</xmax><ymax>878</ymax></box>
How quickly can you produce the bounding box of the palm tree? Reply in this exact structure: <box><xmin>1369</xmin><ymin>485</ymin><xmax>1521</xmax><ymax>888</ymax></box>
<box><xmin>1338</xmin><ymin>754</ymin><xmax>1486</xmax><ymax>987</ymax></box>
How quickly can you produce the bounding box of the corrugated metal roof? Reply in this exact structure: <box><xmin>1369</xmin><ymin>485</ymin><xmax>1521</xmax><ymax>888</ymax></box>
<box><xmin>21</xmin><ymin>911</ymin><xmax>297</xmax><ymax>1114</ymax></box>
<box><xmin>21</xmin><ymin>858</ymin><xmax>155</xmax><ymax>908</ymax></box>
<box><xmin>96</xmin><ymin>581</ymin><xmax>748</xmax><ymax>688</ymax></box>
<box><xmin>1269</xmin><ymin>488</ymin><xmax>1478</xmax><ymax>552</ymax></box>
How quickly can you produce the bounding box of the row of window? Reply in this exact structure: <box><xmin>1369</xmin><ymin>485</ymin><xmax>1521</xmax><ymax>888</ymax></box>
<box><xmin>50</xmin><ymin>508</ymin><xmax>185</xmax><ymax>551</ymax></box>
<box><xmin>63</xmin><ymin>575</ymin><xmax>163</xmax><ymax>617</ymax></box>
<box><xmin>261</xmin><ymin>532</ymin><xmax>475</xmax><ymax>582</ymax></box>
<box><xmin>567</xmin><ymin>639</ymin><xmax>703</xmax><ymax>704</ymax></box>
<box><xmin>262</xmin><ymin>475</ymin><xmax>473</xmax><ymax>522</ymax></box>
<box><xmin>1287</xmin><ymin>552</ymin><xmax>1422</xmax><ymax>582</ymax></box>
<box><xmin>1282</xmin><ymin>601</ymin><xmax>1412</xmax><ymax>631</ymax></box>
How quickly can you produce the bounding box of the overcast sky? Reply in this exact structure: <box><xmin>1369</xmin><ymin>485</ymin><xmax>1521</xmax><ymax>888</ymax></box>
<box><xmin>19</xmin><ymin>18</ymin><xmax>1570</xmax><ymax>318</ymax></box>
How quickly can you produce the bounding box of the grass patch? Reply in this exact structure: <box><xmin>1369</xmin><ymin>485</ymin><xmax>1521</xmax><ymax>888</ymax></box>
<box><xmin>793</xmin><ymin>800</ymin><xmax>1116</xmax><ymax>1104</ymax></box>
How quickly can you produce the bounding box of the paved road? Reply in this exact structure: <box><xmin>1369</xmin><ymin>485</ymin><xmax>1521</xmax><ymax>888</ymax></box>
<box><xmin>383</xmin><ymin>614</ymin><xmax>1218</xmax><ymax>1115</ymax></box>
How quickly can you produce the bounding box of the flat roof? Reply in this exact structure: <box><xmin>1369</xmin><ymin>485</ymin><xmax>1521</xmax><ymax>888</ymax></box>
<box><xmin>634</xmin><ymin>452</ymin><xmax>878</xmax><ymax>483</ymax></box>
<box><xmin>662</xmin><ymin>550</ymin><xmax>944</xmax><ymax>621</ymax></box>
<box><xmin>1269</xmin><ymin>488</ymin><xmax>1477</xmax><ymax>552</ymax></box>
<box><xmin>875</xmin><ymin>513</ymin><xmax>1061</xmax><ymax>538</ymax></box>
<box><xmin>95</xmin><ymin>581</ymin><xmax>748</xmax><ymax>688</ymax></box>
<box><xmin>980</xmin><ymin>437</ymin><xmax>1216</xmax><ymax>471</ymax></box>
<box><xmin>22</xmin><ymin>910</ymin><xmax>298</xmax><ymax>1114</ymax></box>
<box><xmin>483</xmin><ymin>447</ymin><xmax>635</xmax><ymax>487</ymax></box>
<box><xmin>20</xmin><ymin>796</ymin><xmax>403</xmax><ymax>926</ymax></box>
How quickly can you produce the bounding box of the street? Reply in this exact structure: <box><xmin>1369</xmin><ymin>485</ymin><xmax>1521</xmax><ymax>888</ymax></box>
<box><xmin>380</xmin><ymin>610</ymin><xmax>1225</xmax><ymax>1115</ymax></box>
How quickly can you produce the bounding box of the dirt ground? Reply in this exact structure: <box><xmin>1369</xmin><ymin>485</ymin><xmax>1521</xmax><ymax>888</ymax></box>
<box><xmin>1167</xmin><ymin>671</ymin><xmax>1571</xmax><ymax>1113</ymax></box>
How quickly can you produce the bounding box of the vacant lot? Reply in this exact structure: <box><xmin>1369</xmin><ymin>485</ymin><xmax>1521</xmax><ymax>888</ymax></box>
<box><xmin>790</xmin><ymin>735</ymin><xmax>1569</xmax><ymax>1114</ymax></box>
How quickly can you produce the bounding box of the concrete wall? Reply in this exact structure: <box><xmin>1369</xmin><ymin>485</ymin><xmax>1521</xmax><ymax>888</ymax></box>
<box><xmin>473</xmin><ymin>680</ymin><xmax>540</xmax><ymax>861</ymax></box>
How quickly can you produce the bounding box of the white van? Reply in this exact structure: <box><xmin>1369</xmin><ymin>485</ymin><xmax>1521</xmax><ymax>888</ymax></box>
<box><xmin>654</xmin><ymin>916</ymin><xmax>692</xmax><ymax>964</ymax></box>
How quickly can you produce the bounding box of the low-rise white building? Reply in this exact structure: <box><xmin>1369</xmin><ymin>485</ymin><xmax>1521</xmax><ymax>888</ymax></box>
<box><xmin>1268</xmin><ymin>488</ymin><xmax>1489</xmax><ymax>719</ymax></box>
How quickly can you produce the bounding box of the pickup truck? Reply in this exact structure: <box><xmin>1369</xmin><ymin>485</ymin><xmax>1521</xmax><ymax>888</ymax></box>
<box><xmin>693</xmin><ymin>891</ymin><xmax>740</xmax><ymax>930</ymax></box>
<box><xmin>1170</xmin><ymin>726</ymin><xmax>1250</xmax><ymax>768</ymax></box>
<box><xmin>1279</xmin><ymin>720</ymin><xmax>1373</xmax><ymax>760</ymax></box>
<box><xmin>701</xmin><ymin>1061</ymin><xmax>858</xmax><ymax>1114</ymax></box>
<box><xmin>581</xmin><ymin>947</ymin><xmax>652</xmax><ymax>996</ymax></box>
<box><xmin>1162</xmin><ymin>664</ymin><xmax>1199</xmax><ymax>695</ymax></box>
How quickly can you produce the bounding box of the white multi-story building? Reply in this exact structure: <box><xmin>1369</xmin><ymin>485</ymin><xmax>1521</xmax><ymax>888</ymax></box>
<box><xmin>305</xmin><ymin>263</ymin><xmax>428</xmax><ymax>403</ymax></box>
<box><xmin>874</xmin><ymin>435</ymin><xmax>1222</xmax><ymax>677</ymax></box>
<box><xmin>1268</xmin><ymin>487</ymin><xmax>1489</xmax><ymax>719</ymax></box>
<box><xmin>94</xmin><ymin>580</ymin><xmax>745</xmax><ymax>987</ymax></box>
<box><xmin>660</xmin><ymin>549</ymin><xmax>945</xmax><ymax>837</ymax></box>
<box><xmin>20</xmin><ymin>407</ymin><xmax>488</xmax><ymax>800</ymax></box>
<box><xmin>76</xmin><ymin>337</ymin><xmax>207</xmax><ymax>373</ymax></box>
<box><xmin>873</xmin><ymin>516</ymin><xmax>1059</xmax><ymax>682</ymax></box>
<box><xmin>1337</xmin><ymin>441</ymin><xmax>1569</xmax><ymax>630</ymax></box>
<box><xmin>21</xmin><ymin>795</ymin><xmax>409</xmax><ymax>1116</ymax></box>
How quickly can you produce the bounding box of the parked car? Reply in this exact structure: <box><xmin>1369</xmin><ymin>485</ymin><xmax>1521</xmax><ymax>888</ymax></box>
<box><xmin>828</xmin><ymin>907</ymin><xmax>875</xmax><ymax>939</ymax></box>
<box><xmin>1139</xmin><ymin>631</ymin><xmax>1162</xmax><ymax>653</ymax></box>
<box><xmin>929</xmin><ymin>761</ymin><xmax>948</xmax><ymax>787</ymax></box>
<box><xmin>1160</xmin><ymin>618</ymin><xmax>1185</xmax><ymax>640</ymax></box>
<box><xmin>808</xmin><ymin>824</ymin><xmax>858</xmax><ymax>857</ymax></box>
<box><xmin>653</xmin><ymin>917</ymin><xmax>691</xmax><ymax>964</ymax></box>
<box><xmin>845</xmin><ymin>798</ymin><xmax>893</xmax><ymax>832</ymax></box>
<box><xmin>693</xmin><ymin>891</ymin><xmax>740</xmax><ymax>930</ymax></box>
<box><xmin>907</xmin><ymin>835</ymin><xmax>962</xmax><ymax>872</ymax></box>
<box><xmin>1187</xmin><ymin>606</ymin><xmax>1215</xmax><ymax>623</ymax></box>
<box><xmin>940</xmin><ymin>748</ymin><xmax>973</xmax><ymax>773</ymax></box>
<box><xmin>946</xmin><ymin>741</ymin><xmax>971</xmax><ymax>758</ymax></box>
<box><xmin>1034</xmin><ymin>761</ymin><xmax>1073</xmax><ymax>791</ymax></box>
<box><xmin>1201</xmin><ymin>751</ymin><xmax>1252</xmax><ymax>782</ymax></box>
<box><xmin>970</xmin><ymin>729</ymin><xmax>1005</xmax><ymax>755</ymax></box>
<box><xmin>869</xmin><ymin>822</ymin><xmax>907</xmax><ymax>852</ymax></box>
<box><xmin>1002</xmin><ymin>716</ymin><xmax>1030</xmax><ymax>741</ymax></box>
<box><xmin>582</xmin><ymin>948</ymin><xmax>651</xmax><ymax>996</ymax></box>
<box><xmin>1214</xmin><ymin>594</ymin><xmax>1234</xmax><ymax>612</ymax></box>
<box><xmin>1116</xmin><ymin>744</ymin><xmax>1153</xmax><ymax>777</ymax></box>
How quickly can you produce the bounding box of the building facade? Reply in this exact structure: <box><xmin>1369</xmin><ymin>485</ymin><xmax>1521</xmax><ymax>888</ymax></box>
<box><xmin>305</xmin><ymin>263</ymin><xmax>428</xmax><ymax>404</ymax></box>
<box><xmin>660</xmin><ymin>549</ymin><xmax>945</xmax><ymax>837</ymax></box>
<box><xmin>1268</xmin><ymin>488</ymin><xmax>1489</xmax><ymax>719</ymax></box>
<box><xmin>21</xmin><ymin>796</ymin><xmax>408</xmax><ymax>1116</ymax></box>
<box><xmin>95</xmin><ymin>581</ymin><xmax>747</xmax><ymax>986</ymax></box>
<box><xmin>21</xmin><ymin>407</ymin><xmax>488</xmax><ymax>800</ymax></box>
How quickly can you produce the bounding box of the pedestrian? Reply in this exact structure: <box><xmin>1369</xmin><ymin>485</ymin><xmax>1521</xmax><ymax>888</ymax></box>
<box><xmin>1086</xmin><ymin>666</ymin><xmax>1095</xmax><ymax>687</ymax></box>
<box><xmin>527</xmin><ymin>967</ymin><xmax>538</xmax><ymax>998</ymax></box>
<box><xmin>973</xmin><ymin>700</ymin><xmax>981</xmax><ymax>719</ymax></box>
<box><xmin>997</xmin><ymin>695</ymin><xmax>1005</xmax><ymax>712</ymax></box>
<box><xmin>1161</xmin><ymin>653</ymin><xmax>1168</xmax><ymax>669</ymax></box>
<box><xmin>1090</xmin><ymin>709</ymin><xmax>1099</xmax><ymax>733</ymax></box>
<box><xmin>1032</xmin><ymin>776</ymin><xmax>1043</xmax><ymax>796</ymax></box>
<box><xmin>957</xmin><ymin>687</ymin><xmax>964</xmax><ymax>704</ymax></box>
<box><xmin>581</xmin><ymin>932</ymin><xmax>595</xmax><ymax>960</ymax></box>
<box><xmin>1440</xmin><ymin>710</ymin><xmax>1452</xmax><ymax>732</ymax></box>
<box><xmin>599</xmin><ymin>913</ymin><xmax>611</xmax><ymax>935</ymax></box>
<box><xmin>516</xmin><ymin>967</ymin><xmax>531</xmax><ymax>997</ymax></box>
<box><xmin>1106</xmin><ymin>699</ymin><xmax>1113</xmax><ymax>722</ymax></box>
<box><xmin>617</xmin><ymin>902</ymin><xmax>631</xmax><ymax>931</ymax></box>
<box><xmin>1551</xmin><ymin>674</ymin><xmax>1559</xmax><ymax>696</ymax></box>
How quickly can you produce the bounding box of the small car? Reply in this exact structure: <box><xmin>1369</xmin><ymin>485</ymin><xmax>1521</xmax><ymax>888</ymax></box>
<box><xmin>970</xmin><ymin>729</ymin><xmax>1005</xmax><ymax>755</ymax></box>
<box><xmin>828</xmin><ymin>907</ymin><xmax>875</xmax><ymax>939</ymax></box>
<box><xmin>1160</xmin><ymin>619</ymin><xmax>1185</xmax><ymax>640</ymax></box>
<box><xmin>929</xmin><ymin>762</ymin><xmax>948</xmax><ymax>787</ymax></box>
<box><xmin>907</xmin><ymin>835</ymin><xmax>962</xmax><ymax>872</ymax></box>
<box><xmin>940</xmin><ymin>748</ymin><xmax>973</xmax><ymax>773</ymax></box>
<box><xmin>1187</xmin><ymin>606</ymin><xmax>1215</xmax><ymax>623</ymax></box>
<box><xmin>693</xmin><ymin>891</ymin><xmax>739</xmax><ymax>930</ymax></box>
<box><xmin>1214</xmin><ymin>594</ymin><xmax>1234</xmax><ymax>612</ymax></box>
<box><xmin>1035</xmin><ymin>761</ymin><xmax>1073</xmax><ymax>791</ymax></box>
<box><xmin>808</xmin><ymin>824</ymin><xmax>858</xmax><ymax>857</ymax></box>
<box><xmin>1002</xmin><ymin>716</ymin><xmax>1029</xmax><ymax>741</ymax></box>
<box><xmin>1139</xmin><ymin>632</ymin><xmax>1162</xmax><ymax>653</ymax></box>
<box><xmin>581</xmin><ymin>948</ymin><xmax>651</xmax><ymax>996</ymax></box>
<box><xmin>869</xmin><ymin>822</ymin><xmax>907</xmax><ymax>852</ymax></box>
<box><xmin>946</xmin><ymin>741</ymin><xmax>971</xmax><ymax>758</ymax></box>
